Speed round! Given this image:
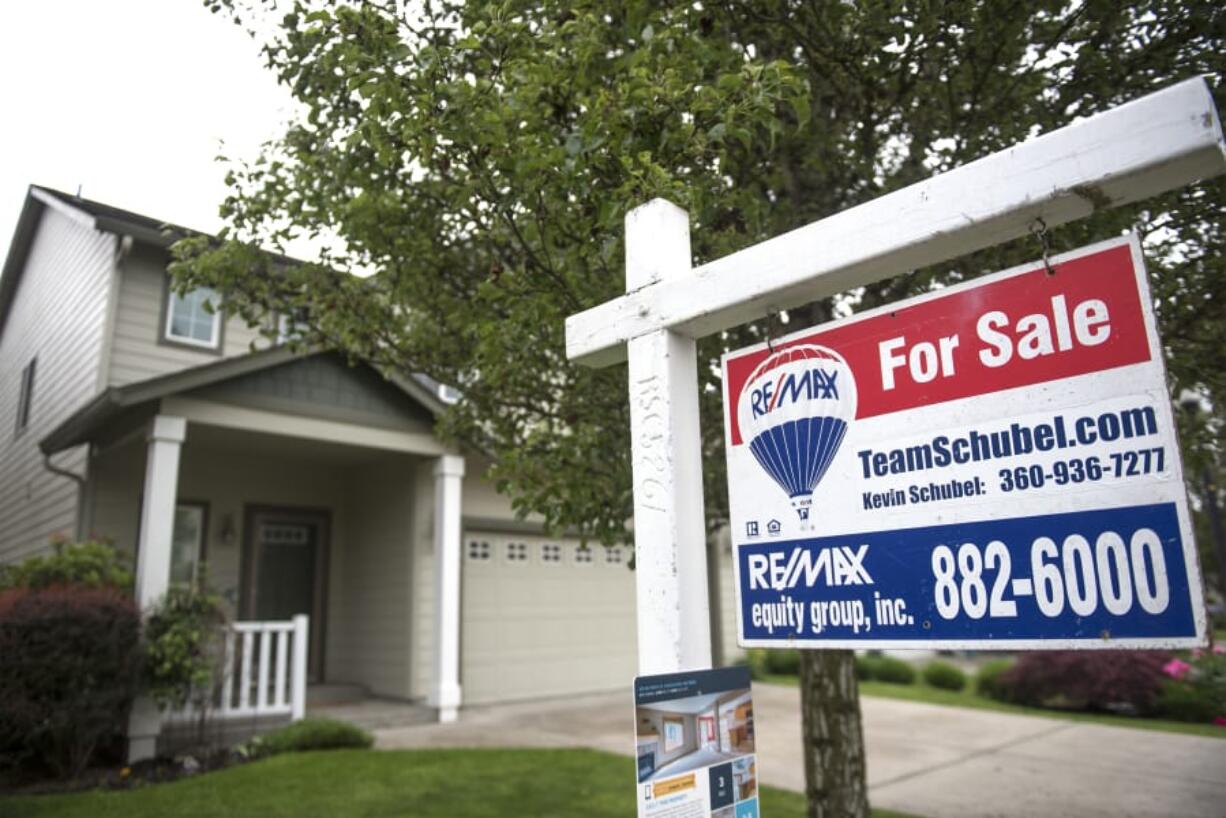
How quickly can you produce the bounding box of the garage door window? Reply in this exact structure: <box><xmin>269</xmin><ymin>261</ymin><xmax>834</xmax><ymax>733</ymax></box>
<box><xmin>506</xmin><ymin>541</ymin><xmax>529</xmax><ymax>563</ymax></box>
<box><xmin>605</xmin><ymin>546</ymin><xmax>624</xmax><ymax>565</ymax></box>
<box><xmin>574</xmin><ymin>545</ymin><xmax>593</xmax><ymax>565</ymax></box>
<box><xmin>467</xmin><ymin>539</ymin><xmax>491</xmax><ymax>561</ymax></box>
<box><xmin>541</xmin><ymin>543</ymin><xmax>562</xmax><ymax>564</ymax></box>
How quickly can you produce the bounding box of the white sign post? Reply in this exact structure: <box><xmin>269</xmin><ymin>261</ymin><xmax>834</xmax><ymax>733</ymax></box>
<box><xmin>625</xmin><ymin>201</ymin><xmax>712</xmax><ymax>675</ymax></box>
<box><xmin>566</xmin><ymin>78</ymin><xmax>1225</xmax><ymax>675</ymax></box>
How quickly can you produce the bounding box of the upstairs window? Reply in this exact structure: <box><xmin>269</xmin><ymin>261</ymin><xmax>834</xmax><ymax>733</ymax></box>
<box><xmin>14</xmin><ymin>357</ymin><xmax>35</xmax><ymax>435</ymax></box>
<box><xmin>276</xmin><ymin>307</ymin><xmax>310</xmax><ymax>344</ymax></box>
<box><xmin>165</xmin><ymin>286</ymin><xmax>222</xmax><ymax>350</ymax></box>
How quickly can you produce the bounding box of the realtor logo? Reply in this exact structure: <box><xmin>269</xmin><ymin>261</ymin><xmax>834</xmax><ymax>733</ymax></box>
<box><xmin>746</xmin><ymin>521</ymin><xmax>760</xmax><ymax>537</ymax></box>
<box><xmin>767</xmin><ymin>519</ymin><xmax>782</xmax><ymax>536</ymax></box>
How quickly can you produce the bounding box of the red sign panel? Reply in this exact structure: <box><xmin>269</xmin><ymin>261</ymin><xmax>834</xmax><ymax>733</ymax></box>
<box><xmin>725</xmin><ymin>244</ymin><xmax>1152</xmax><ymax>446</ymax></box>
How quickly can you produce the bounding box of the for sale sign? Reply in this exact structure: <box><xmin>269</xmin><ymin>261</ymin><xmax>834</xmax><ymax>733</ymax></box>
<box><xmin>722</xmin><ymin>235</ymin><xmax>1207</xmax><ymax>649</ymax></box>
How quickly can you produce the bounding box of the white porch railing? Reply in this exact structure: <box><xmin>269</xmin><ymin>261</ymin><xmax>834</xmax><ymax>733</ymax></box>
<box><xmin>165</xmin><ymin>614</ymin><xmax>309</xmax><ymax>723</ymax></box>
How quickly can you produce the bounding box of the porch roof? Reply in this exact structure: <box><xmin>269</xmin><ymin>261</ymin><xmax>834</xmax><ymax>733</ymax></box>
<box><xmin>40</xmin><ymin>347</ymin><xmax>447</xmax><ymax>455</ymax></box>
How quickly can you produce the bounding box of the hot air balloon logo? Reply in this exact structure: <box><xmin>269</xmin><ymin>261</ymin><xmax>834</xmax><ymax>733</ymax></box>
<box><xmin>737</xmin><ymin>344</ymin><xmax>858</xmax><ymax>521</ymax></box>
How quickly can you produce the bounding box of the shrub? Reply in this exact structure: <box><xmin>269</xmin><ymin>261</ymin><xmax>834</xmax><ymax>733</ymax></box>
<box><xmin>1154</xmin><ymin>679</ymin><xmax>1218</xmax><ymax>722</ymax></box>
<box><xmin>1154</xmin><ymin>647</ymin><xmax>1226</xmax><ymax>722</ymax></box>
<box><xmin>855</xmin><ymin>654</ymin><xmax>877</xmax><ymax>680</ymax></box>
<box><xmin>0</xmin><ymin>585</ymin><xmax>141</xmax><ymax>778</ymax></box>
<box><xmin>873</xmin><ymin>656</ymin><xmax>916</xmax><ymax>685</ymax></box>
<box><xmin>742</xmin><ymin>650</ymin><xmax>769</xmax><ymax>681</ymax></box>
<box><xmin>764</xmin><ymin>649</ymin><xmax>801</xmax><ymax>676</ymax></box>
<box><xmin>143</xmin><ymin>585</ymin><xmax>228</xmax><ymax>710</ymax></box>
<box><xmin>0</xmin><ymin>539</ymin><xmax>132</xmax><ymax>592</ymax></box>
<box><xmin>923</xmin><ymin>661</ymin><xmax>967</xmax><ymax>691</ymax></box>
<box><xmin>249</xmin><ymin>718</ymin><xmax>373</xmax><ymax>757</ymax></box>
<box><xmin>976</xmin><ymin>659</ymin><xmax>1015</xmax><ymax>700</ymax></box>
<box><xmin>995</xmin><ymin>650</ymin><xmax>1170</xmax><ymax>712</ymax></box>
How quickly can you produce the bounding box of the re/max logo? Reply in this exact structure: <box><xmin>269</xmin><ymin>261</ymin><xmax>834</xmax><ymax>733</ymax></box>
<box><xmin>750</xmin><ymin>367</ymin><xmax>840</xmax><ymax>418</ymax></box>
<box><xmin>746</xmin><ymin>544</ymin><xmax>872</xmax><ymax>591</ymax></box>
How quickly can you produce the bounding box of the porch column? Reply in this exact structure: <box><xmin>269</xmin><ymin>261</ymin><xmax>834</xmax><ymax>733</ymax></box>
<box><xmin>128</xmin><ymin>414</ymin><xmax>187</xmax><ymax>762</ymax></box>
<box><xmin>430</xmin><ymin>454</ymin><xmax>465</xmax><ymax>722</ymax></box>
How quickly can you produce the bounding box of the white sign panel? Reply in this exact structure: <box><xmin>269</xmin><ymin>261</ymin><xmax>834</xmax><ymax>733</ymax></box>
<box><xmin>635</xmin><ymin>666</ymin><xmax>759</xmax><ymax>818</ymax></box>
<box><xmin>721</xmin><ymin>235</ymin><xmax>1207</xmax><ymax>650</ymax></box>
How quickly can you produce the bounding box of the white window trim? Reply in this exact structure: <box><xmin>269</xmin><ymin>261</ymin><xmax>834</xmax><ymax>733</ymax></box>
<box><xmin>164</xmin><ymin>287</ymin><xmax>223</xmax><ymax>350</ymax></box>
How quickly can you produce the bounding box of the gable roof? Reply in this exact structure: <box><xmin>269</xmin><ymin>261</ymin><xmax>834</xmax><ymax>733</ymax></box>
<box><xmin>34</xmin><ymin>185</ymin><xmax>197</xmax><ymax>249</ymax></box>
<box><xmin>40</xmin><ymin>346</ymin><xmax>447</xmax><ymax>454</ymax></box>
<box><xmin>0</xmin><ymin>185</ymin><xmax>194</xmax><ymax>344</ymax></box>
<box><xmin>0</xmin><ymin>185</ymin><xmax>307</xmax><ymax>344</ymax></box>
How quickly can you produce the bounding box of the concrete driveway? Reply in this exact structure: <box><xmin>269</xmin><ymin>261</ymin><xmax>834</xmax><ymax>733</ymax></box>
<box><xmin>374</xmin><ymin>685</ymin><xmax>1226</xmax><ymax>818</ymax></box>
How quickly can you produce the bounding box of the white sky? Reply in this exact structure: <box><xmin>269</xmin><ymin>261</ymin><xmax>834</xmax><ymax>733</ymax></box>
<box><xmin>0</xmin><ymin>0</ymin><xmax>294</xmax><ymax>258</ymax></box>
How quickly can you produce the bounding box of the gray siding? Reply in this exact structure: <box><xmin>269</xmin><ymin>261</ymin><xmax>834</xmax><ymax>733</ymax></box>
<box><xmin>107</xmin><ymin>242</ymin><xmax>266</xmax><ymax>387</ymax></box>
<box><xmin>190</xmin><ymin>354</ymin><xmax>436</xmax><ymax>433</ymax></box>
<box><xmin>330</xmin><ymin>458</ymin><xmax>417</xmax><ymax>697</ymax></box>
<box><xmin>0</xmin><ymin>207</ymin><xmax>114</xmax><ymax>562</ymax></box>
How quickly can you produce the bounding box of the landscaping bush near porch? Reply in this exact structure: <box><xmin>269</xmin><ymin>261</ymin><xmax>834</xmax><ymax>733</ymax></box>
<box><xmin>247</xmin><ymin>718</ymin><xmax>374</xmax><ymax>758</ymax></box>
<box><xmin>1</xmin><ymin>540</ymin><xmax>231</xmax><ymax>784</ymax></box>
<box><xmin>0</xmin><ymin>585</ymin><xmax>141</xmax><ymax>779</ymax></box>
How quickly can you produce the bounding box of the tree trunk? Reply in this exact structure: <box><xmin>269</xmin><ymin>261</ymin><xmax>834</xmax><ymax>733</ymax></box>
<box><xmin>799</xmin><ymin>649</ymin><xmax>870</xmax><ymax>818</ymax></box>
<box><xmin>1201</xmin><ymin>466</ymin><xmax>1226</xmax><ymax>605</ymax></box>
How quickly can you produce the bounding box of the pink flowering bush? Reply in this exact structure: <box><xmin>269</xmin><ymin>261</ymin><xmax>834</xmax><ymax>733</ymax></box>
<box><xmin>1155</xmin><ymin>646</ymin><xmax>1226</xmax><ymax>724</ymax></box>
<box><xmin>1162</xmin><ymin>658</ymin><xmax>1192</xmax><ymax>680</ymax></box>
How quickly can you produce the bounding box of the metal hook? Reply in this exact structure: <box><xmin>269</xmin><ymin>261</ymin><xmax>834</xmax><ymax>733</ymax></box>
<box><xmin>1030</xmin><ymin>217</ymin><xmax>1056</xmax><ymax>276</ymax></box>
<box><xmin>765</xmin><ymin>309</ymin><xmax>786</xmax><ymax>353</ymax></box>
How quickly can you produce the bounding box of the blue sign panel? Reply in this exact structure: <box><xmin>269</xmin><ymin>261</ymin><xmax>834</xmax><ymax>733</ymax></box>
<box><xmin>737</xmin><ymin>503</ymin><xmax>1196</xmax><ymax>647</ymax></box>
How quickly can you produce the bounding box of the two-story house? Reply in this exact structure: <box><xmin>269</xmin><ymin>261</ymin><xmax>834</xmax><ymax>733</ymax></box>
<box><xmin>0</xmin><ymin>186</ymin><xmax>747</xmax><ymax>754</ymax></box>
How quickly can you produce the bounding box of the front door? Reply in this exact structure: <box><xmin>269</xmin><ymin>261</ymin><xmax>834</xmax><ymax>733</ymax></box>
<box><xmin>242</xmin><ymin>507</ymin><xmax>329</xmax><ymax>681</ymax></box>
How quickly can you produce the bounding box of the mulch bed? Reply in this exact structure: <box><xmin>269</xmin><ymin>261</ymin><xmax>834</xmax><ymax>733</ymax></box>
<box><xmin>2</xmin><ymin>747</ymin><xmax>251</xmax><ymax>796</ymax></box>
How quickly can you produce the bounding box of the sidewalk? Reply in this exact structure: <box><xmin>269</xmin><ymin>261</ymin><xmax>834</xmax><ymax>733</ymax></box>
<box><xmin>373</xmin><ymin>685</ymin><xmax>1226</xmax><ymax>818</ymax></box>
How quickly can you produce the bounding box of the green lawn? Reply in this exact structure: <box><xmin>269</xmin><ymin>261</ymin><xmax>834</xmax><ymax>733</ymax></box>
<box><xmin>2</xmin><ymin>748</ymin><xmax>917</xmax><ymax>818</ymax></box>
<box><xmin>764</xmin><ymin>674</ymin><xmax>1226</xmax><ymax>739</ymax></box>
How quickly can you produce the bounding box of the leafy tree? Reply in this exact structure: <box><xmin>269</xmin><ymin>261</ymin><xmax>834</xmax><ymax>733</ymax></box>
<box><xmin>178</xmin><ymin>2</ymin><xmax>1226</xmax><ymax>814</ymax></box>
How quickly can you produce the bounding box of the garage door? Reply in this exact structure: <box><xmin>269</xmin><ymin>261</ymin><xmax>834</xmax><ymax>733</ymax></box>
<box><xmin>461</xmin><ymin>530</ymin><xmax>637</xmax><ymax>705</ymax></box>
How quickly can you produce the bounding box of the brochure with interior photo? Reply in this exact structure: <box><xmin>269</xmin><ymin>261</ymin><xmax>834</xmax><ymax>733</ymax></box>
<box><xmin>634</xmin><ymin>666</ymin><xmax>759</xmax><ymax>818</ymax></box>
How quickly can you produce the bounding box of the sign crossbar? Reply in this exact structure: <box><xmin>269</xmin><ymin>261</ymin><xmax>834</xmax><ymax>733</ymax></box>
<box><xmin>568</xmin><ymin>77</ymin><xmax>1226</xmax><ymax>368</ymax></box>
